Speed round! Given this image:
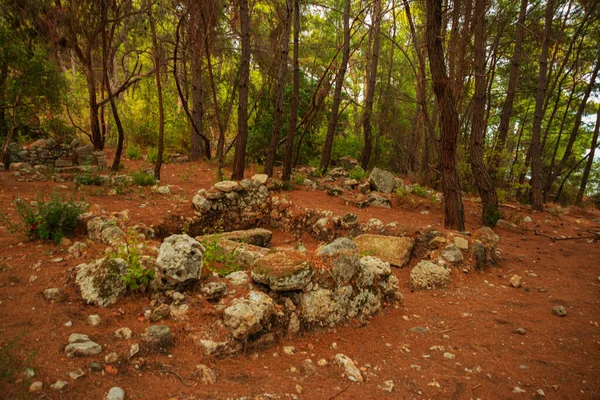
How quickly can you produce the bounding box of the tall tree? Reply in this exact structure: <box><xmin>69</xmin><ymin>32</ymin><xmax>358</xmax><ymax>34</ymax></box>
<box><xmin>232</xmin><ymin>0</ymin><xmax>251</xmax><ymax>180</ymax></box>
<box><xmin>470</xmin><ymin>0</ymin><xmax>500</xmax><ymax>226</ymax></box>
<box><xmin>265</xmin><ymin>0</ymin><xmax>293</xmax><ymax>177</ymax></box>
<box><xmin>282</xmin><ymin>0</ymin><xmax>300</xmax><ymax>182</ymax></box>
<box><xmin>489</xmin><ymin>0</ymin><xmax>528</xmax><ymax>182</ymax></box>
<box><xmin>530</xmin><ymin>0</ymin><xmax>554</xmax><ymax>211</ymax></box>
<box><xmin>360</xmin><ymin>0</ymin><xmax>382</xmax><ymax>169</ymax></box>
<box><xmin>149</xmin><ymin>4</ymin><xmax>165</xmax><ymax>180</ymax></box>
<box><xmin>426</xmin><ymin>0</ymin><xmax>465</xmax><ymax>230</ymax></box>
<box><xmin>576</xmin><ymin>104</ymin><xmax>600</xmax><ymax>205</ymax></box>
<box><xmin>320</xmin><ymin>0</ymin><xmax>351</xmax><ymax>173</ymax></box>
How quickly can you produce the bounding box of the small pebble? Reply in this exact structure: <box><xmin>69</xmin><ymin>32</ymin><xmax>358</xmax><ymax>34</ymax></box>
<box><xmin>87</xmin><ymin>315</ymin><xmax>102</xmax><ymax>327</ymax></box>
<box><xmin>51</xmin><ymin>380</ymin><xmax>68</xmax><ymax>391</ymax></box>
<box><xmin>513</xmin><ymin>386</ymin><xmax>526</xmax><ymax>394</ymax></box>
<box><xmin>553</xmin><ymin>305</ymin><xmax>567</xmax><ymax>317</ymax></box>
<box><xmin>513</xmin><ymin>327</ymin><xmax>526</xmax><ymax>335</ymax></box>
<box><xmin>29</xmin><ymin>381</ymin><xmax>43</xmax><ymax>393</ymax></box>
<box><xmin>443</xmin><ymin>352</ymin><xmax>456</xmax><ymax>360</ymax></box>
<box><xmin>105</xmin><ymin>386</ymin><xmax>125</xmax><ymax>400</ymax></box>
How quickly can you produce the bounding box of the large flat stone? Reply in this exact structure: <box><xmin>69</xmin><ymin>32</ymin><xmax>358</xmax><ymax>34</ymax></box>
<box><xmin>354</xmin><ymin>234</ymin><xmax>414</xmax><ymax>267</ymax></box>
<box><xmin>252</xmin><ymin>250</ymin><xmax>313</xmax><ymax>291</ymax></box>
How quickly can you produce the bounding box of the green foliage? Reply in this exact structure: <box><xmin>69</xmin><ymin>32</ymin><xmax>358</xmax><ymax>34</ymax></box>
<box><xmin>201</xmin><ymin>234</ymin><xmax>242</xmax><ymax>277</ymax></box>
<box><xmin>348</xmin><ymin>166</ymin><xmax>368</xmax><ymax>181</ymax></box>
<box><xmin>146</xmin><ymin>147</ymin><xmax>158</xmax><ymax>164</ymax></box>
<box><xmin>108</xmin><ymin>234</ymin><xmax>154</xmax><ymax>291</ymax></box>
<box><xmin>132</xmin><ymin>170</ymin><xmax>156</xmax><ymax>186</ymax></box>
<box><xmin>76</xmin><ymin>172</ymin><xmax>104</xmax><ymax>186</ymax></box>
<box><xmin>126</xmin><ymin>144</ymin><xmax>142</xmax><ymax>160</ymax></box>
<box><xmin>1</xmin><ymin>192</ymin><xmax>86</xmax><ymax>244</ymax></box>
<box><xmin>410</xmin><ymin>184</ymin><xmax>429</xmax><ymax>197</ymax></box>
<box><xmin>292</xmin><ymin>173</ymin><xmax>306</xmax><ymax>185</ymax></box>
<box><xmin>395</xmin><ymin>186</ymin><xmax>410</xmax><ymax>200</ymax></box>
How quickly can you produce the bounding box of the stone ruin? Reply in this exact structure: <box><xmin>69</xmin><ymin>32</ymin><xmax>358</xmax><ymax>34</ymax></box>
<box><xmin>4</xmin><ymin>138</ymin><xmax>107</xmax><ymax>181</ymax></box>
<box><xmin>60</xmin><ymin>174</ymin><xmax>501</xmax><ymax>359</ymax></box>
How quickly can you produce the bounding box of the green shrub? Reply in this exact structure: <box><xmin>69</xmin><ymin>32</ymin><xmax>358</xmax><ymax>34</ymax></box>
<box><xmin>132</xmin><ymin>171</ymin><xmax>156</xmax><ymax>186</ymax></box>
<box><xmin>201</xmin><ymin>235</ymin><xmax>242</xmax><ymax>277</ymax></box>
<box><xmin>411</xmin><ymin>184</ymin><xmax>429</xmax><ymax>197</ymax></box>
<box><xmin>126</xmin><ymin>144</ymin><xmax>142</xmax><ymax>160</ymax></box>
<box><xmin>2</xmin><ymin>192</ymin><xmax>86</xmax><ymax>244</ymax></box>
<box><xmin>108</xmin><ymin>234</ymin><xmax>154</xmax><ymax>291</ymax></box>
<box><xmin>348</xmin><ymin>166</ymin><xmax>368</xmax><ymax>181</ymax></box>
<box><xmin>293</xmin><ymin>173</ymin><xmax>306</xmax><ymax>185</ymax></box>
<box><xmin>146</xmin><ymin>147</ymin><xmax>158</xmax><ymax>163</ymax></box>
<box><xmin>76</xmin><ymin>173</ymin><xmax>104</xmax><ymax>186</ymax></box>
<box><xmin>395</xmin><ymin>186</ymin><xmax>410</xmax><ymax>200</ymax></box>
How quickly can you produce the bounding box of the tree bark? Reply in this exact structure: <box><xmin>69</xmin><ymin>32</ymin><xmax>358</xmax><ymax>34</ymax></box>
<box><xmin>530</xmin><ymin>0</ymin><xmax>554</xmax><ymax>211</ymax></box>
<box><xmin>232</xmin><ymin>0</ymin><xmax>251</xmax><ymax>180</ymax></box>
<box><xmin>426</xmin><ymin>0</ymin><xmax>465</xmax><ymax>230</ymax></box>
<box><xmin>490</xmin><ymin>0</ymin><xmax>527</xmax><ymax>183</ymax></box>
<box><xmin>149</xmin><ymin>7</ymin><xmax>165</xmax><ymax>180</ymax></box>
<box><xmin>320</xmin><ymin>0</ymin><xmax>351</xmax><ymax>173</ymax></box>
<box><xmin>282</xmin><ymin>0</ymin><xmax>300</xmax><ymax>182</ymax></box>
<box><xmin>360</xmin><ymin>0</ymin><xmax>382</xmax><ymax>170</ymax></box>
<box><xmin>264</xmin><ymin>0</ymin><xmax>293</xmax><ymax>177</ymax></box>
<box><xmin>190</xmin><ymin>22</ymin><xmax>204</xmax><ymax>161</ymax></box>
<box><xmin>470</xmin><ymin>0</ymin><xmax>500</xmax><ymax>226</ymax></box>
<box><xmin>576</xmin><ymin>104</ymin><xmax>600</xmax><ymax>205</ymax></box>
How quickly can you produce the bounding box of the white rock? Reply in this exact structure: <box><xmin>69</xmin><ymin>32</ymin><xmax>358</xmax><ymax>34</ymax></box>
<box><xmin>105</xmin><ymin>386</ymin><xmax>125</xmax><ymax>400</ymax></box>
<box><xmin>332</xmin><ymin>353</ymin><xmax>363</xmax><ymax>383</ymax></box>
<box><xmin>87</xmin><ymin>314</ymin><xmax>102</xmax><ymax>327</ymax></box>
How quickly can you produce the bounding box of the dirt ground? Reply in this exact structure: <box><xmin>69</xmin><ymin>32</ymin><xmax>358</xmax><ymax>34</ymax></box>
<box><xmin>1</xmin><ymin>155</ymin><xmax>599</xmax><ymax>400</ymax></box>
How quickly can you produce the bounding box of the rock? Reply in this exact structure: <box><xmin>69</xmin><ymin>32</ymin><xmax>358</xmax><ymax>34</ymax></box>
<box><xmin>68</xmin><ymin>241</ymin><xmax>87</xmax><ymax>257</ymax></box>
<box><xmin>67</xmin><ymin>368</ymin><xmax>86</xmax><ymax>380</ymax></box>
<box><xmin>75</xmin><ymin>257</ymin><xmax>128</xmax><ymax>307</ymax></box>
<box><xmin>509</xmin><ymin>275</ymin><xmax>522</xmax><ymax>288</ymax></box>
<box><xmin>87</xmin><ymin>315</ymin><xmax>102</xmax><ymax>327</ymax></box>
<box><xmin>152</xmin><ymin>185</ymin><xmax>171</xmax><ymax>195</ymax></box>
<box><xmin>223</xmin><ymin>291</ymin><xmax>274</xmax><ymax>340</ymax></box>
<box><xmin>552</xmin><ymin>305</ymin><xmax>567</xmax><ymax>317</ymax></box>
<box><xmin>380</xmin><ymin>380</ymin><xmax>395</xmax><ymax>393</ymax></box>
<box><xmin>472</xmin><ymin>227</ymin><xmax>500</xmax><ymax>269</ymax></box>
<box><xmin>65</xmin><ymin>335</ymin><xmax>102</xmax><ymax>357</ymax></box>
<box><xmin>225</xmin><ymin>270</ymin><xmax>250</xmax><ymax>286</ymax></box>
<box><xmin>316</xmin><ymin>237</ymin><xmax>361</xmax><ymax>284</ymax></box>
<box><xmin>327</xmin><ymin>186</ymin><xmax>345</xmax><ymax>196</ymax></box>
<box><xmin>441</xmin><ymin>244</ymin><xmax>464</xmax><ymax>263</ymax></box>
<box><xmin>409</xmin><ymin>261</ymin><xmax>451</xmax><ymax>290</ymax></box>
<box><xmin>303</xmin><ymin>178</ymin><xmax>317</xmax><ymax>189</ymax></box>
<box><xmin>252</xmin><ymin>251</ymin><xmax>313</xmax><ymax>291</ymax></box>
<box><xmin>43</xmin><ymin>287</ymin><xmax>64</xmax><ymax>301</ymax></box>
<box><xmin>513</xmin><ymin>327</ymin><xmax>526</xmax><ymax>335</ymax></box>
<box><xmin>340</xmin><ymin>156</ymin><xmax>359</xmax><ymax>171</ymax></box>
<box><xmin>252</xmin><ymin>174</ymin><xmax>269</xmax><ymax>185</ymax></box>
<box><xmin>300</xmin><ymin>359</ymin><xmax>317</xmax><ymax>376</ymax></box>
<box><xmin>150</xmin><ymin>304</ymin><xmax>171</xmax><ymax>322</ymax></box>
<box><xmin>360</xmin><ymin>256</ymin><xmax>391</xmax><ymax>277</ymax></box>
<box><xmin>214</xmin><ymin>180</ymin><xmax>240</xmax><ymax>192</ymax></box>
<box><xmin>453</xmin><ymin>236</ymin><xmax>469</xmax><ymax>251</ymax></box>
<box><xmin>342</xmin><ymin>178</ymin><xmax>359</xmax><ymax>189</ymax></box>
<box><xmin>369</xmin><ymin>167</ymin><xmax>395</xmax><ymax>193</ymax></box>
<box><xmin>29</xmin><ymin>381</ymin><xmax>43</xmax><ymax>393</ymax></box>
<box><xmin>522</xmin><ymin>216</ymin><xmax>533</xmax><ymax>223</ymax></box>
<box><xmin>354</xmin><ymin>234</ymin><xmax>414</xmax><ymax>267</ymax></box>
<box><xmin>88</xmin><ymin>362</ymin><xmax>102</xmax><ymax>372</ymax></box>
<box><xmin>513</xmin><ymin>386</ymin><xmax>526</xmax><ymax>394</ymax></box>
<box><xmin>156</xmin><ymin>234</ymin><xmax>204</xmax><ymax>286</ymax></box>
<box><xmin>75</xmin><ymin>145</ymin><xmax>94</xmax><ymax>165</ymax></box>
<box><xmin>195</xmin><ymin>364</ymin><xmax>217</xmax><ymax>384</ymax></box>
<box><xmin>141</xmin><ymin>325</ymin><xmax>173</xmax><ymax>348</ymax></box>
<box><xmin>317</xmin><ymin>358</ymin><xmax>328</xmax><ymax>367</ymax></box>
<box><xmin>357</xmin><ymin>181</ymin><xmax>371</xmax><ymax>194</ymax></box>
<box><xmin>366</xmin><ymin>192</ymin><xmax>391</xmax><ymax>208</ymax></box>
<box><xmin>212</xmin><ymin>239</ymin><xmax>270</xmax><ymax>268</ymax></box>
<box><xmin>197</xmin><ymin>339</ymin><xmax>243</xmax><ymax>357</ymax></box>
<box><xmin>443</xmin><ymin>352</ymin><xmax>456</xmax><ymax>360</ymax></box>
<box><xmin>204</xmin><ymin>228</ymin><xmax>273</xmax><ymax>248</ymax></box>
<box><xmin>105</xmin><ymin>387</ymin><xmax>126</xmax><ymax>400</ymax></box>
<box><xmin>496</xmin><ymin>219</ymin><xmax>518</xmax><ymax>230</ymax></box>
<box><xmin>332</xmin><ymin>353</ymin><xmax>363</xmax><ymax>382</ymax></box>
<box><xmin>283</xmin><ymin>346</ymin><xmax>296</xmax><ymax>355</ymax></box>
<box><xmin>192</xmin><ymin>194</ymin><xmax>211</xmax><ymax>213</ymax></box>
<box><xmin>51</xmin><ymin>380</ymin><xmax>69</xmax><ymax>391</ymax></box>
<box><xmin>364</xmin><ymin>218</ymin><xmax>384</xmax><ymax>231</ymax></box>
<box><xmin>114</xmin><ymin>327</ymin><xmax>132</xmax><ymax>340</ymax></box>
<box><xmin>201</xmin><ymin>281</ymin><xmax>228</xmax><ymax>300</ymax></box>
<box><xmin>300</xmin><ymin>288</ymin><xmax>349</xmax><ymax>327</ymax></box>
<box><xmin>429</xmin><ymin>236</ymin><xmax>447</xmax><ymax>249</ymax></box>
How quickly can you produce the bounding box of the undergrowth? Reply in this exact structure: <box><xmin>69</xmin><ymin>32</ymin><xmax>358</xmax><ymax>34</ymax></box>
<box><xmin>107</xmin><ymin>232</ymin><xmax>154</xmax><ymax>291</ymax></box>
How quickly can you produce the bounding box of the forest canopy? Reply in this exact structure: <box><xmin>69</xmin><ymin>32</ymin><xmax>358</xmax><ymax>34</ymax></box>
<box><xmin>1</xmin><ymin>0</ymin><xmax>599</xmax><ymax>228</ymax></box>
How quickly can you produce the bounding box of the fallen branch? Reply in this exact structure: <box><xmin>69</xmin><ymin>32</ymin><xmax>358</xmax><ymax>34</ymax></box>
<box><xmin>159</xmin><ymin>369</ymin><xmax>196</xmax><ymax>387</ymax></box>
<box><xmin>329</xmin><ymin>384</ymin><xmax>350</xmax><ymax>399</ymax></box>
<box><xmin>533</xmin><ymin>229</ymin><xmax>599</xmax><ymax>242</ymax></box>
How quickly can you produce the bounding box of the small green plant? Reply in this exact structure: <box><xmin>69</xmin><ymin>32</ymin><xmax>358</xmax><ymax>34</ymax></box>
<box><xmin>132</xmin><ymin>171</ymin><xmax>156</xmax><ymax>186</ymax></box>
<box><xmin>126</xmin><ymin>144</ymin><xmax>142</xmax><ymax>160</ymax></box>
<box><xmin>76</xmin><ymin>173</ymin><xmax>104</xmax><ymax>186</ymax></box>
<box><xmin>1</xmin><ymin>192</ymin><xmax>86</xmax><ymax>244</ymax></box>
<box><xmin>108</xmin><ymin>233</ymin><xmax>154</xmax><ymax>291</ymax></box>
<box><xmin>146</xmin><ymin>147</ymin><xmax>158</xmax><ymax>163</ymax></box>
<box><xmin>411</xmin><ymin>184</ymin><xmax>429</xmax><ymax>197</ymax></box>
<box><xmin>292</xmin><ymin>173</ymin><xmax>306</xmax><ymax>185</ymax></box>
<box><xmin>348</xmin><ymin>166</ymin><xmax>368</xmax><ymax>181</ymax></box>
<box><xmin>395</xmin><ymin>186</ymin><xmax>410</xmax><ymax>200</ymax></box>
<box><xmin>201</xmin><ymin>234</ymin><xmax>242</xmax><ymax>276</ymax></box>
<box><xmin>282</xmin><ymin>180</ymin><xmax>295</xmax><ymax>191</ymax></box>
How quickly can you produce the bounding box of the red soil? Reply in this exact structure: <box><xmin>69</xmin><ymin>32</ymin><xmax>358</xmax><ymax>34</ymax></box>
<box><xmin>1</xmin><ymin>156</ymin><xmax>599</xmax><ymax>399</ymax></box>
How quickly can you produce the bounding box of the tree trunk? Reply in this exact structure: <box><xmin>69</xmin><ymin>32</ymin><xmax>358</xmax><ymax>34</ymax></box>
<box><xmin>264</xmin><ymin>0</ymin><xmax>293</xmax><ymax>177</ymax></box>
<box><xmin>490</xmin><ymin>0</ymin><xmax>527</xmax><ymax>182</ymax></box>
<box><xmin>426</xmin><ymin>0</ymin><xmax>465</xmax><ymax>230</ymax></box>
<box><xmin>530</xmin><ymin>0</ymin><xmax>554</xmax><ymax>211</ymax></box>
<box><xmin>320</xmin><ymin>0</ymin><xmax>351</xmax><ymax>173</ymax></box>
<box><xmin>190</xmin><ymin>35</ymin><xmax>204</xmax><ymax>161</ymax></box>
<box><xmin>149</xmin><ymin>8</ymin><xmax>165</xmax><ymax>180</ymax></box>
<box><xmin>282</xmin><ymin>0</ymin><xmax>300</xmax><ymax>182</ymax></box>
<box><xmin>360</xmin><ymin>0</ymin><xmax>382</xmax><ymax>170</ymax></box>
<box><xmin>470</xmin><ymin>0</ymin><xmax>499</xmax><ymax>226</ymax></box>
<box><xmin>576</xmin><ymin>104</ymin><xmax>600</xmax><ymax>205</ymax></box>
<box><xmin>544</xmin><ymin>50</ymin><xmax>600</xmax><ymax>199</ymax></box>
<box><xmin>232</xmin><ymin>0</ymin><xmax>251</xmax><ymax>180</ymax></box>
